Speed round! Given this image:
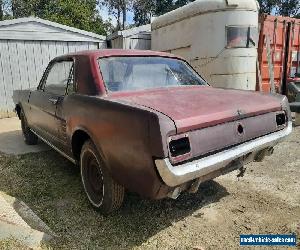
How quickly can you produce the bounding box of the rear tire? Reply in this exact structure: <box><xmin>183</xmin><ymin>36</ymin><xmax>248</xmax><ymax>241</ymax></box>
<box><xmin>20</xmin><ymin>109</ymin><xmax>38</xmax><ymax>145</ymax></box>
<box><xmin>80</xmin><ymin>140</ymin><xmax>124</xmax><ymax>214</ymax></box>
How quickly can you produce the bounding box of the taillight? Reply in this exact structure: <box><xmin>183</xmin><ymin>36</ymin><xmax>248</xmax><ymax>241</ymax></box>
<box><xmin>276</xmin><ymin>112</ymin><xmax>286</xmax><ymax>127</ymax></box>
<box><xmin>169</xmin><ymin>136</ymin><xmax>191</xmax><ymax>158</ymax></box>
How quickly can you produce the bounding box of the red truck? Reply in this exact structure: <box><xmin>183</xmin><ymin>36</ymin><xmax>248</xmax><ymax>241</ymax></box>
<box><xmin>13</xmin><ymin>49</ymin><xmax>292</xmax><ymax>213</ymax></box>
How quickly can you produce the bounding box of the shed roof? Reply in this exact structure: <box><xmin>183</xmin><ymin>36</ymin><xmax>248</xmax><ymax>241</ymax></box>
<box><xmin>0</xmin><ymin>17</ymin><xmax>106</xmax><ymax>42</ymax></box>
<box><xmin>107</xmin><ymin>24</ymin><xmax>151</xmax><ymax>40</ymax></box>
<box><xmin>152</xmin><ymin>0</ymin><xmax>259</xmax><ymax>30</ymax></box>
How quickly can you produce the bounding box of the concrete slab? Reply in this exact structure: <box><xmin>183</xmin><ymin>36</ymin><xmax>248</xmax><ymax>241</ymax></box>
<box><xmin>0</xmin><ymin>192</ymin><xmax>53</xmax><ymax>249</ymax></box>
<box><xmin>0</xmin><ymin>195</ymin><xmax>29</xmax><ymax>229</ymax></box>
<box><xmin>0</xmin><ymin>220</ymin><xmax>50</xmax><ymax>249</ymax></box>
<box><xmin>0</xmin><ymin>117</ymin><xmax>49</xmax><ymax>155</ymax></box>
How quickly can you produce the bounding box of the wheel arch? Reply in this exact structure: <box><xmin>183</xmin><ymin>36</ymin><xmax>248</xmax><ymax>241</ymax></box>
<box><xmin>15</xmin><ymin>103</ymin><xmax>22</xmax><ymax>119</ymax></box>
<box><xmin>71</xmin><ymin>128</ymin><xmax>91</xmax><ymax>162</ymax></box>
<box><xmin>71</xmin><ymin>126</ymin><xmax>107</xmax><ymax>163</ymax></box>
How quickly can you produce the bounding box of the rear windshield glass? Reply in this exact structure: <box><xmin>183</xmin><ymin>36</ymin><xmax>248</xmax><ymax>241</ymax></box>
<box><xmin>98</xmin><ymin>56</ymin><xmax>207</xmax><ymax>92</ymax></box>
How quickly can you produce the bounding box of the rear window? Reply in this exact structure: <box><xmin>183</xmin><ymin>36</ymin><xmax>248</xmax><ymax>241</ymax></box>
<box><xmin>98</xmin><ymin>56</ymin><xmax>207</xmax><ymax>92</ymax></box>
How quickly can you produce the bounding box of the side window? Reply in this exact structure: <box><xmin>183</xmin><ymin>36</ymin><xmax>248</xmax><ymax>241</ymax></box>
<box><xmin>44</xmin><ymin>61</ymin><xmax>74</xmax><ymax>95</ymax></box>
<box><xmin>226</xmin><ymin>26</ymin><xmax>258</xmax><ymax>48</ymax></box>
<box><xmin>66</xmin><ymin>65</ymin><xmax>75</xmax><ymax>94</ymax></box>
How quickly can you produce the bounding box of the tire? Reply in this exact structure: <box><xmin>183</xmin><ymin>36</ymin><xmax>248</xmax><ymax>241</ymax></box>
<box><xmin>20</xmin><ymin>109</ymin><xmax>38</xmax><ymax>145</ymax></box>
<box><xmin>80</xmin><ymin>140</ymin><xmax>124</xmax><ymax>214</ymax></box>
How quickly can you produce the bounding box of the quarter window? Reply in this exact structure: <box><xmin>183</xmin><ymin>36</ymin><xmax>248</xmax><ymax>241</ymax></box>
<box><xmin>44</xmin><ymin>61</ymin><xmax>74</xmax><ymax>95</ymax></box>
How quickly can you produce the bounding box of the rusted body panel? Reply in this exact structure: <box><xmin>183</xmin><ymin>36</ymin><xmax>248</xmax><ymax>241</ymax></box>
<box><xmin>13</xmin><ymin>49</ymin><xmax>292</xmax><ymax>200</ymax></box>
<box><xmin>185</xmin><ymin>111</ymin><xmax>282</xmax><ymax>160</ymax></box>
<box><xmin>257</xmin><ymin>14</ymin><xmax>300</xmax><ymax>93</ymax></box>
<box><xmin>63</xmin><ymin>95</ymin><xmax>174</xmax><ymax>198</ymax></box>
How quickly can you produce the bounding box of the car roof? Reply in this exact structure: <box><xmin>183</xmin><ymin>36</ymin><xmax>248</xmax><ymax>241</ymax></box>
<box><xmin>54</xmin><ymin>49</ymin><xmax>184</xmax><ymax>61</ymax></box>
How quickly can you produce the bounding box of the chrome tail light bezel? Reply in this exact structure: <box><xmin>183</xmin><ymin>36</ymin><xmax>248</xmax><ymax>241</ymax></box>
<box><xmin>168</xmin><ymin>133</ymin><xmax>192</xmax><ymax>165</ymax></box>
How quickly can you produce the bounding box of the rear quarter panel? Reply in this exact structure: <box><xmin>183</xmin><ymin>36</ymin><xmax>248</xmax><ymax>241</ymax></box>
<box><xmin>64</xmin><ymin>94</ymin><xmax>175</xmax><ymax>198</ymax></box>
<box><xmin>13</xmin><ymin>90</ymin><xmax>31</xmax><ymax>106</ymax></box>
<box><xmin>13</xmin><ymin>89</ymin><xmax>32</xmax><ymax>117</ymax></box>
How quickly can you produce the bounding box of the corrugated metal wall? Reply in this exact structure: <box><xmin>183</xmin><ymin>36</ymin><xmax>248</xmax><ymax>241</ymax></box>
<box><xmin>110</xmin><ymin>34</ymin><xmax>151</xmax><ymax>50</ymax></box>
<box><xmin>0</xmin><ymin>40</ymin><xmax>102</xmax><ymax>118</ymax></box>
<box><xmin>123</xmin><ymin>35</ymin><xmax>151</xmax><ymax>50</ymax></box>
<box><xmin>0</xmin><ymin>40</ymin><xmax>104</xmax><ymax>118</ymax></box>
<box><xmin>0</xmin><ymin>18</ymin><xmax>107</xmax><ymax>118</ymax></box>
<box><xmin>108</xmin><ymin>25</ymin><xmax>151</xmax><ymax>50</ymax></box>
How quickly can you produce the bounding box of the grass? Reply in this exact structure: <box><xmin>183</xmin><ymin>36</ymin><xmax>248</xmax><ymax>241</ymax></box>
<box><xmin>0</xmin><ymin>238</ymin><xmax>31</xmax><ymax>250</ymax></box>
<box><xmin>0</xmin><ymin>151</ymin><xmax>226</xmax><ymax>249</ymax></box>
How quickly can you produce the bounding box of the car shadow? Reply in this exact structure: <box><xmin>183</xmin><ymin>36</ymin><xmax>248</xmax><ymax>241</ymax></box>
<box><xmin>110</xmin><ymin>180</ymin><xmax>229</xmax><ymax>248</ymax></box>
<box><xmin>0</xmin><ymin>149</ymin><xmax>229</xmax><ymax>249</ymax></box>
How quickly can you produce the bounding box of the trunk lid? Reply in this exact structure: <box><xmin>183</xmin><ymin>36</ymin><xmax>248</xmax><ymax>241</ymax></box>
<box><xmin>107</xmin><ymin>86</ymin><xmax>281</xmax><ymax>133</ymax></box>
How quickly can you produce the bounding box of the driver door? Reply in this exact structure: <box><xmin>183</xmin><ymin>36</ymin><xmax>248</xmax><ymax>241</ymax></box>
<box><xmin>31</xmin><ymin>60</ymin><xmax>74</xmax><ymax>145</ymax></box>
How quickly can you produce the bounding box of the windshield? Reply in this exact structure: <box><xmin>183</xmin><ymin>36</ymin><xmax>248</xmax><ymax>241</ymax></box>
<box><xmin>98</xmin><ymin>56</ymin><xmax>207</xmax><ymax>92</ymax></box>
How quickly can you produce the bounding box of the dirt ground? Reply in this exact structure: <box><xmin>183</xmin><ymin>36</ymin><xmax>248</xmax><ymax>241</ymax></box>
<box><xmin>0</xmin><ymin>127</ymin><xmax>299</xmax><ymax>249</ymax></box>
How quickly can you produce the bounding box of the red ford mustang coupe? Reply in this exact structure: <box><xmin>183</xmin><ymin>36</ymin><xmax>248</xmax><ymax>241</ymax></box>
<box><xmin>13</xmin><ymin>50</ymin><xmax>292</xmax><ymax>213</ymax></box>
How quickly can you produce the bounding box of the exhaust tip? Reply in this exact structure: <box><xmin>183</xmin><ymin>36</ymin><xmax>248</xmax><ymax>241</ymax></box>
<box><xmin>167</xmin><ymin>187</ymin><xmax>182</xmax><ymax>199</ymax></box>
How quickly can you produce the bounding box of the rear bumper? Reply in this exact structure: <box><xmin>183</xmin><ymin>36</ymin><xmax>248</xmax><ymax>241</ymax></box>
<box><xmin>155</xmin><ymin>122</ymin><xmax>292</xmax><ymax>187</ymax></box>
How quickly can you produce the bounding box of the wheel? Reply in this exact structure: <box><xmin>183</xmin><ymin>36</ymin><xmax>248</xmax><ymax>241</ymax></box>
<box><xmin>20</xmin><ymin>109</ymin><xmax>38</xmax><ymax>145</ymax></box>
<box><xmin>80</xmin><ymin>140</ymin><xmax>124</xmax><ymax>214</ymax></box>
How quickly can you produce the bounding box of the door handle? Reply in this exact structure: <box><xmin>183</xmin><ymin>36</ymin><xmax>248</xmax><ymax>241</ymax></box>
<box><xmin>49</xmin><ymin>98</ymin><xmax>58</xmax><ymax>105</ymax></box>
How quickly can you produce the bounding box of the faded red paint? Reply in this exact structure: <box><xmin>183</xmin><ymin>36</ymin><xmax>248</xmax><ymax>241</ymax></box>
<box><xmin>108</xmin><ymin>86</ymin><xmax>282</xmax><ymax>133</ymax></box>
<box><xmin>66</xmin><ymin>49</ymin><xmax>182</xmax><ymax>59</ymax></box>
<box><xmin>13</xmin><ymin>49</ymin><xmax>291</xmax><ymax>201</ymax></box>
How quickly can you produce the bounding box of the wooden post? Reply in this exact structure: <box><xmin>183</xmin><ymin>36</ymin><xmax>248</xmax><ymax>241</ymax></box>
<box><xmin>257</xmin><ymin>58</ymin><xmax>263</xmax><ymax>91</ymax></box>
<box><xmin>265</xmin><ymin>36</ymin><xmax>276</xmax><ymax>93</ymax></box>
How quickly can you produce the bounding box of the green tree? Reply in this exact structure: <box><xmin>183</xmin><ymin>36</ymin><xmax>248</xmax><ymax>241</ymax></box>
<box><xmin>155</xmin><ymin>0</ymin><xmax>173</xmax><ymax>16</ymax></box>
<box><xmin>258</xmin><ymin>0</ymin><xmax>299</xmax><ymax>17</ymax></box>
<box><xmin>0</xmin><ymin>0</ymin><xmax>14</xmax><ymax>20</ymax></box>
<box><xmin>133</xmin><ymin>0</ymin><xmax>194</xmax><ymax>25</ymax></box>
<box><xmin>173</xmin><ymin>0</ymin><xmax>194</xmax><ymax>9</ymax></box>
<box><xmin>257</xmin><ymin>0</ymin><xmax>277</xmax><ymax>14</ymax></box>
<box><xmin>4</xmin><ymin>0</ymin><xmax>109</xmax><ymax>35</ymax></box>
<box><xmin>44</xmin><ymin>0</ymin><xmax>108</xmax><ymax>35</ymax></box>
<box><xmin>100</xmin><ymin>0</ymin><xmax>130</xmax><ymax>30</ymax></box>
<box><xmin>276</xmin><ymin>0</ymin><xmax>299</xmax><ymax>17</ymax></box>
<box><xmin>132</xmin><ymin>0</ymin><xmax>155</xmax><ymax>25</ymax></box>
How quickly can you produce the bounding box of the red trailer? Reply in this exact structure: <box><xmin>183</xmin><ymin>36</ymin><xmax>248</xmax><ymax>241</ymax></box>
<box><xmin>257</xmin><ymin>15</ymin><xmax>300</xmax><ymax>95</ymax></box>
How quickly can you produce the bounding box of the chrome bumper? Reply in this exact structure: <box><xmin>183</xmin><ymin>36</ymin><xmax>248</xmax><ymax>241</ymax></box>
<box><xmin>155</xmin><ymin>122</ymin><xmax>292</xmax><ymax>187</ymax></box>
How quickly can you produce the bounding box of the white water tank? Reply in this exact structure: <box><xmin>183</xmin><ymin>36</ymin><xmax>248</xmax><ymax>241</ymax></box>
<box><xmin>152</xmin><ymin>0</ymin><xmax>259</xmax><ymax>90</ymax></box>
